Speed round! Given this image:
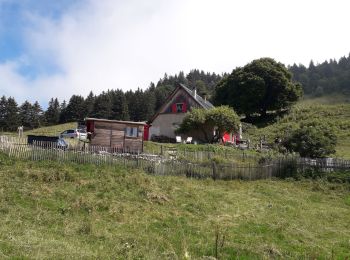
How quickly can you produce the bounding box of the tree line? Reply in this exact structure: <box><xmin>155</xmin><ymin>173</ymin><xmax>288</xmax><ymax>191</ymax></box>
<box><xmin>0</xmin><ymin>70</ymin><xmax>223</xmax><ymax>132</ymax></box>
<box><xmin>1</xmin><ymin>53</ymin><xmax>350</xmax><ymax>132</ymax></box>
<box><xmin>289</xmin><ymin>53</ymin><xmax>350</xmax><ymax>95</ymax></box>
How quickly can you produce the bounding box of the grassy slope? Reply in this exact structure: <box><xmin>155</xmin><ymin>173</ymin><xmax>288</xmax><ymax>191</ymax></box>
<box><xmin>25</xmin><ymin>122</ymin><xmax>77</xmax><ymax>136</ymax></box>
<box><xmin>0</xmin><ymin>153</ymin><xmax>349</xmax><ymax>259</ymax></box>
<box><xmin>246</xmin><ymin>95</ymin><xmax>350</xmax><ymax>159</ymax></box>
<box><xmin>1</xmin><ymin>122</ymin><xmax>77</xmax><ymax>137</ymax></box>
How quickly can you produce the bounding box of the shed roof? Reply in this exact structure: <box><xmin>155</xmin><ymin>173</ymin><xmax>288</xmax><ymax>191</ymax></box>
<box><xmin>85</xmin><ymin>118</ymin><xmax>146</xmax><ymax>126</ymax></box>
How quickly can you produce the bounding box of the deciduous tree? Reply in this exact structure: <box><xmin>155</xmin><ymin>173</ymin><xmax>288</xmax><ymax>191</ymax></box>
<box><xmin>214</xmin><ymin>58</ymin><xmax>303</xmax><ymax>118</ymax></box>
<box><xmin>177</xmin><ymin>106</ymin><xmax>240</xmax><ymax>143</ymax></box>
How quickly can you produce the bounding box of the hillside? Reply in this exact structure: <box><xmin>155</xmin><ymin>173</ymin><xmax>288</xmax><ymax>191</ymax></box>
<box><xmin>2</xmin><ymin>94</ymin><xmax>350</xmax><ymax>159</ymax></box>
<box><xmin>245</xmin><ymin>96</ymin><xmax>350</xmax><ymax>159</ymax></box>
<box><xmin>25</xmin><ymin>122</ymin><xmax>77</xmax><ymax>136</ymax></box>
<box><xmin>0</xmin><ymin>153</ymin><xmax>349</xmax><ymax>259</ymax></box>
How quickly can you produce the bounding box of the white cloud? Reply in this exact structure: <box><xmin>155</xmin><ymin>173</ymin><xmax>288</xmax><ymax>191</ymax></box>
<box><xmin>1</xmin><ymin>0</ymin><xmax>350</xmax><ymax>105</ymax></box>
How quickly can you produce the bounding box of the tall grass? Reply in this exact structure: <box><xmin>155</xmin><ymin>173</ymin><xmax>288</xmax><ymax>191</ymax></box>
<box><xmin>0</xmin><ymin>153</ymin><xmax>349</xmax><ymax>258</ymax></box>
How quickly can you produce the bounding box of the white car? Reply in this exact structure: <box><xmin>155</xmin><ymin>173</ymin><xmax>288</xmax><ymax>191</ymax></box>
<box><xmin>60</xmin><ymin>129</ymin><xmax>87</xmax><ymax>140</ymax></box>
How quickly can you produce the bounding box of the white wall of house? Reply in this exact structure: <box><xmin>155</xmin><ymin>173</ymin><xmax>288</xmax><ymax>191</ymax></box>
<box><xmin>150</xmin><ymin>113</ymin><xmax>186</xmax><ymax>139</ymax></box>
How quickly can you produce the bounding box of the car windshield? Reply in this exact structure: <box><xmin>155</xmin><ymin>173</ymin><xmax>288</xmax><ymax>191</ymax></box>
<box><xmin>78</xmin><ymin>129</ymin><xmax>86</xmax><ymax>133</ymax></box>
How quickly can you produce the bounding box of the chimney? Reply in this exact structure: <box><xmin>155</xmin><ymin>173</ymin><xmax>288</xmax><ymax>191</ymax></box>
<box><xmin>204</xmin><ymin>95</ymin><xmax>207</xmax><ymax>102</ymax></box>
<box><xmin>194</xmin><ymin>88</ymin><xmax>197</xmax><ymax>99</ymax></box>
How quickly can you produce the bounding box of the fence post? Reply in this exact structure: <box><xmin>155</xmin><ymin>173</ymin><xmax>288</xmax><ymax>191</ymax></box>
<box><xmin>212</xmin><ymin>161</ymin><xmax>217</xmax><ymax>181</ymax></box>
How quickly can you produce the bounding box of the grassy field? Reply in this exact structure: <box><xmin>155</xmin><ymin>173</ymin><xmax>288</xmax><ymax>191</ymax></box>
<box><xmin>25</xmin><ymin>122</ymin><xmax>77</xmax><ymax>136</ymax></box>
<box><xmin>0</xmin><ymin>122</ymin><xmax>77</xmax><ymax>137</ymax></box>
<box><xmin>0</xmin><ymin>153</ymin><xmax>349</xmax><ymax>259</ymax></box>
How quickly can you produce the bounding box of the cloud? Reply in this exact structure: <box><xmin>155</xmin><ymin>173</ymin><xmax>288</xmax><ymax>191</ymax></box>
<box><xmin>1</xmin><ymin>0</ymin><xmax>350</xmax><ymax>105</ymax></box>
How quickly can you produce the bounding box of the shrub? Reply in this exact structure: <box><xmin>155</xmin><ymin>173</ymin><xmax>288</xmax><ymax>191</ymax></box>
<box><xmin>282</xmin><ymin>122</ymin><xmax>337</xmax><ymax>158</ymax></box>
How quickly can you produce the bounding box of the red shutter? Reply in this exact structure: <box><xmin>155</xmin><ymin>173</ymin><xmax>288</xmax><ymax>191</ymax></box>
<box><xmin>172</xmin><ymin>104</ymin><xmax>177</xmax><ymax>113</ymax></box>
<box><xmin>182</xmin><ymin>102</ymin><xmax>187</xmax><ymax>113</ymax></box>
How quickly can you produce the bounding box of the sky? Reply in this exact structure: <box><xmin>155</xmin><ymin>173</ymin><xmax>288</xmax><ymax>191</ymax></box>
<box><xmin>0</xmin><ymin>0</ymin><xmax>349</xmax><ymax>106</ymax></box>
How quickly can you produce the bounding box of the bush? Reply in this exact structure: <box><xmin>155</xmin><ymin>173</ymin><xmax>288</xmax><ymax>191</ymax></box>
<box><xmin>282</xmin><ymin>122</ymin><xmax>337</xmax><ymax>158</ymax></box>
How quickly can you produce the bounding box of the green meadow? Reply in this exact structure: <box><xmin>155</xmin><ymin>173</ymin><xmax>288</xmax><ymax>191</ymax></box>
<box><xmin>0</xmin><ymin>153</ymin><xmax>349</xmax><ymax>259</ymax></box>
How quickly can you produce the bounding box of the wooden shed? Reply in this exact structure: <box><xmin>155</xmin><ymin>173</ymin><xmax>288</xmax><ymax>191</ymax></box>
<box><xmin>85</xmin><ymin>118</ymin><xmax>146</xmax><ymax>153</ymax></box>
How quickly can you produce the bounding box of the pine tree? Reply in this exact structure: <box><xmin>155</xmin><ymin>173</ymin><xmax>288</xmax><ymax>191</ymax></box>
<box><xmin>84</xmin><ymin>91</ymin><xmax>95</xmax><ymax>118</ymax></box>
<box><xmin>19</xmin><ymin>100</ymin><xmax>33</xmax><ymax>129</ymax></box>
<box><xmin>59</xmin><ymin>100</ymin><xmax>68</xmax><ymax>123</ymax></box>
<box><xmin>110</xmin><ymin>90</ymin><xmax>129</xmax><ymax>120</ymax></box>
<box><xmin>64</xmin><ymin>95</ymin><xmax>85</xmax><ymax>122</ymax></box>
<box><xmin>4</xmin><ymin>97</ymin><xmax>20</xmax><ymax>131</ymax></box>
<box><xmin>0</xmin><ymin>96</ymin><xmax>8</xmax><ymax>132</ymax></box>
<box><xmin>32</xmin><ymin>101</ymin><xmax>43</xmax><ymax>128</ymax></box>
<box><xmin>45</xmin><ymin>98</ymin><xmax>60</xmax><ymax>125</ymax></box>
<box><xmin>91</xmin><ymin>92</ymin><xmax>112</xmax><ymax>119</ymax></box>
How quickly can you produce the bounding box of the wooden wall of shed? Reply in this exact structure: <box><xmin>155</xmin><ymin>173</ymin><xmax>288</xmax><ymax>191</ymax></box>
<box><xmin>90</xmin><ymin>121</ymin><xmax>143</xmax><ymax>152</ymax></box>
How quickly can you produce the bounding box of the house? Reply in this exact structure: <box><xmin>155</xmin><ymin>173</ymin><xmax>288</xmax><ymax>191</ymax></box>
<box><xmin>85</xmin><ymin>118</ymin><xmax>146</xmax><ymax>153</ymax></box>
<box><xmin>148</xmin><ymin>83</ymin><xmax>214</xmax><ymax>142</ymax></box>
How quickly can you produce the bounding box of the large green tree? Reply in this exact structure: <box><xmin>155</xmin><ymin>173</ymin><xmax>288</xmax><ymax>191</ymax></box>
<box><xmin>214</xmin><ymin>58</ymin><xmax>303</xmax><ymax>118</ymax></box>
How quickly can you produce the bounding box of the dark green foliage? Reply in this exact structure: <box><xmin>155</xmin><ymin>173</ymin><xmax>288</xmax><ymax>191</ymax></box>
<box><xmin>0</xmin><ymin>98</ymin><xmax>43</xmax><ymax>131</ymax></box>
<box><xmin>45</xmin><ymin>98</ymin><xmax>61</xmax><ymax>126</ymax></box>
<box><xmin>214</xmin><ymin>58</ymin><xmax>303</xmax><ymax>118</ymax></box>
<box><xmin>59</xmin><ymin>100</ymin><xmax>68</xmax><ymax>123</ymax></box>
<box><xmin>1</xmin><ymin>69</ymin><xmax>223</xmax><ymax>130</ymax></box>
<box><xmin>32</xmin><ymin>101</ymin><xmax>44</xmax><ymax>128</ymax></box>
<box><xmin>153</xmin><ymin>84</ymin><xmax>173</xmax><ymax>111</ymax></box>
<box><xmin>282</xmin><ymin>122</ymin><xmax>337</xmax><ymax>158</ymax></box>
<box><xmin>62</xmin><ymin>95</ymin><xmax>86</xmax><ymax>122</ymax></box>
<box><xmin>19</xmin><ymin>101</ymin><xmax>32</xmax><ymax>129</ymax></box>
<box><xmin>177</xmin><ymin>106</ymin><xmax>240</xmax><ymax>143</ymax></box>
<box><xmin>186</xmin><ymin>69</ymin><xmax>223</xmax><ymax>99</ymax></box>
<box><xmin>91</xmin><ymin>91</ymin><xmax>112</xmax><ymax>119</ymax></box>
<box><xmin>84</xmin><ymin>91</ymin><xmax>95</xmax><ymax>118</ymax></box>
<box><xmin>126</xmin><ymin>88</ymin><xmax>155</xmax><ymax>122</ymax></box>
<box><xmin>110</xmin><ymin>89</ymin><xmax>129</xmax><ymax>120</ymax></box>
<box><xmin>3</xmin><ymin>97</ymin><xmax>20</xmax><ymax>131</ymax></box>
<box><xmin>0</xmin><ymin>96</ymin><xmax>8</xmax><ymax>131</ymax></box>
<box><xmin>176</xmin><ymin>108</ymin><xmax>207</xmax><ymax>138</ymax></box>
<box><xmin>19</xmin><ymin>100</ymin><xmax>43</xmax><ymax>129</ymax></box>
<box><xmin>289</xmin><ymin>54</ymin><xmax>350</xmax><ymax>95</ymax></box>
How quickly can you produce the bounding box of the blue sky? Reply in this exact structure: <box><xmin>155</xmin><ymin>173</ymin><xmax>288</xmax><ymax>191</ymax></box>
<box><xmin>1</xmin><ymin>0</ymin><xmax>350</xmax><ymax>106</ymax></box>
<box><xmin>0</xmin><ymin>0</ymin><xmax>81</xmax><ymax>77</ymax></box>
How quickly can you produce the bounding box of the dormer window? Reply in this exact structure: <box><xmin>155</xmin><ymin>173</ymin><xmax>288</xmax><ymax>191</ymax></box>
<box><xmin>176</xmin><ymin>103</ymin><xmax>183</xmax><ymax>113</ymax></box>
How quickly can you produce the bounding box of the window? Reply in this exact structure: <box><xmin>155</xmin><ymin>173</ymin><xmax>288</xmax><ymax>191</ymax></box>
<box><xmin>176</xmin><ymin>103</ymin><xmax>183</xmax><ymax>113</ymax></box>
<box><xmin>125</xmin><ymin>127</ymin><xmax>138</xmax><ymax>137</ymax></box>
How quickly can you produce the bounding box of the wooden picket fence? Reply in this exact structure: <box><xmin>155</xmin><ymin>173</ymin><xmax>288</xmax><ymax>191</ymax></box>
<box><xmin>1</xmin><ymin>136</ymin><xmax>349</xmax><ymax>181</ymax></box>
<box><xmin>147</xmin><ymin>144</ymin><xmax>258</xmax><ymax>162</ymax></box>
